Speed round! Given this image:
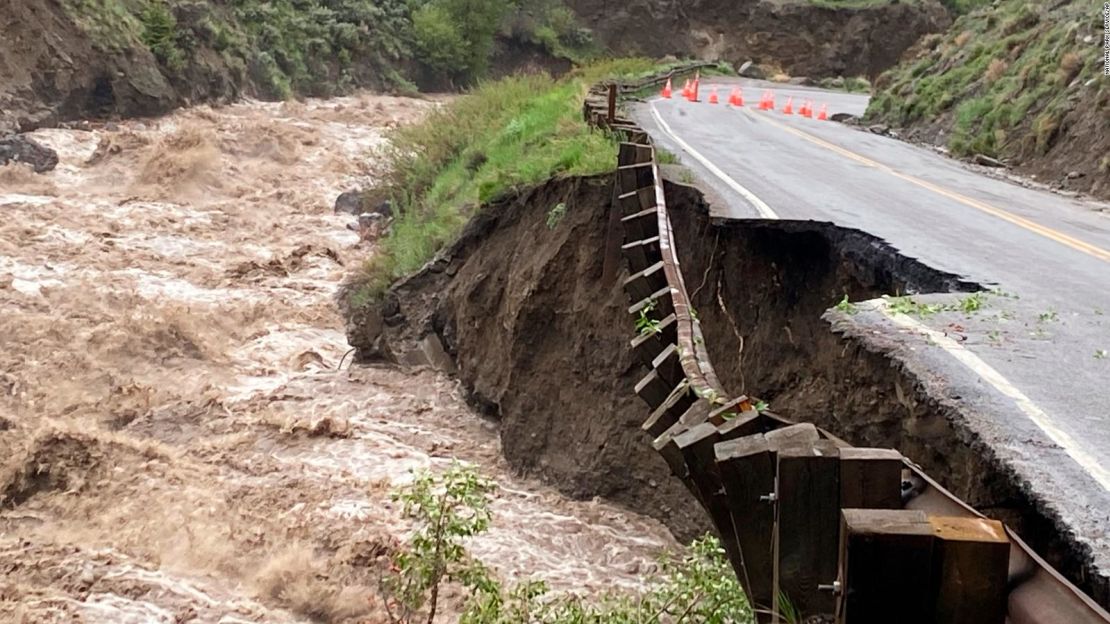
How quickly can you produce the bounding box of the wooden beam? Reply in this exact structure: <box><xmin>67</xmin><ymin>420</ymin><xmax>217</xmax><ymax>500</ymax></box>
<box><xmin>929</xmin><ymin>516</ymin><xmax>1009</xmax><ymax>624</ymax></box>
<box><xmin>715</xmin><ymin>433</ymin><xmax>777</xmax><ymax>618</ymax></box>
<box><xmin>839</xmin><ymin>448</ymin><xmax>903</xmax><ymax>510</ymax></box>
<box><xmin>776</xmin><ymin>440</ymin><xmax>841</xmax><ymax>617</ymax></box>
<box><xmin>836</xmin><ymin>509</ymin><xmax>935</xmax><ymax>624</ymax></box>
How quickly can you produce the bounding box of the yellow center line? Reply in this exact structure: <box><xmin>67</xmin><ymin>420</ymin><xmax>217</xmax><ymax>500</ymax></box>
<box><xmin>740</xmin><ymin>107</ymin><xmax>1110</xmax><ymax>263</ymax></box>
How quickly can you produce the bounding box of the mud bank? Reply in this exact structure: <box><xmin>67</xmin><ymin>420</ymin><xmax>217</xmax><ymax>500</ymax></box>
<box><xmin>353</xmin><ymin>173</ymin><xmax>1104</xmax><ymax>604</ymax></box>
<box><xmin>346</xmin><ymin>175</ymin><xmax>713</xmax><ymax>541</ymax></box>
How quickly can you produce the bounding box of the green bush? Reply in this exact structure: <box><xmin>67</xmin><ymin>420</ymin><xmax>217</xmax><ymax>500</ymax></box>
<box><xmin>412</xmin><ymin>3</ymin><xmax>469</xmax><ymax>80</ymax></box>
<box><xmin>384</xmin><ymin>465</ymin><xmax>754</xmax><ymax>624</ymax></box>
<box><xmin>141</xmin><ymin>2</ymin><xmax>185</xmax><ymax>70</ymax></box>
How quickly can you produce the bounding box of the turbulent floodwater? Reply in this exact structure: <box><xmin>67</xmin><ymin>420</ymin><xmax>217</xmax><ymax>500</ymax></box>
<box><xmin>0</xmin><ymin>94</ymin><xmax>678</xmax><ymax>623</ymax></box>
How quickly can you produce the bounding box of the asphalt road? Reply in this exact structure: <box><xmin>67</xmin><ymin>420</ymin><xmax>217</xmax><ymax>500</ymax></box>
<box><xmin>633</xmin><ymin>77</ymin><xmax>1110</xmax><ymax>580</ymax></box>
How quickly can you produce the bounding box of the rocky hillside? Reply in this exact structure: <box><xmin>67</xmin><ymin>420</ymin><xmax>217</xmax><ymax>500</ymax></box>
<box><xmin>566</xmin><ymin>0</ymin><xmax>952</xmax><ymax>79</ymax></box>
<box><xmin>867</xmin><ymin>0</ymin><xmax>1109</xmax><ymax>198</ymax></box>
<box><xmin>0</xmin><ymin>0</ymin><xmax>586</xmax><ymax>133</ymax></box>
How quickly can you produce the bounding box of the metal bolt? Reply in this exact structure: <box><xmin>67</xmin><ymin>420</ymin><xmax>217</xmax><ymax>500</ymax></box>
<box><xmin>818</xmin><ymin>581</ymin><xmax>842</xmax><ymax>594</ymax></box>
<box><xmin>759</xmin><ymin>492</ymin><xmax>777</xmax><ymax>503</ymax></box>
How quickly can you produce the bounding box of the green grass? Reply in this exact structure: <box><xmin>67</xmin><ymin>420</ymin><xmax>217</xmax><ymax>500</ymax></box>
<box><xmin>62</xmin><ymin>0</ymin><xmax>146</xmax><ymax>51</ymax></box>
<box><xmin>350</xmin><ymin>59</ymin><xmax>660</xmax><ymax>300</ymax></box>
<box><xmin>867</xmin><ymin>0</ymin><xmax>1105</xmax><ymax>160</ymax></box>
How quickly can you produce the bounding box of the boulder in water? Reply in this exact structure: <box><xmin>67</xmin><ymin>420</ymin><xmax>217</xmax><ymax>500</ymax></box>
<box><xmin>0</xmin><ymin>135</ymin><xmax>58</xmax><ymax>173</ymax></box>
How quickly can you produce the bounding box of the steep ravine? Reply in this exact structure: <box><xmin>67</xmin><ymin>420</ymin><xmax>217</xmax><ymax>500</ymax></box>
<box><xmin>351</xmin><ymin>172</ymin><xmax>1103</xmax><ymax>605</ymax></box>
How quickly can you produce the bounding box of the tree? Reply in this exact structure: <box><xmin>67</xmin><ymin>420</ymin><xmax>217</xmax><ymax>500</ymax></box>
<box><xmin>412</xmin><ymin>0</ymin><xmax>510</xmax><ymax>83</ymax></box>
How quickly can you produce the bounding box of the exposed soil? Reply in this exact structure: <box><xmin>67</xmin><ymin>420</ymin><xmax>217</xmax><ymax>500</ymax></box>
<box><xmin>567</xmin><ymin>0</ymin><xmax>951</xmax><ymax>80</ymax></box>
<box><xmin>346</xmin><ymin>175</ymin><xmax>714</xmax><ymax>543</ymax></box>
<box><xmin>354</xmin><ymin>171</ymin><xmax>1105</xmax><ymax>607</ymax></box>
<box><xmin>0</xmin><ymin>96</ymin><xmax>679</xmax><ymax>623</ymax></box>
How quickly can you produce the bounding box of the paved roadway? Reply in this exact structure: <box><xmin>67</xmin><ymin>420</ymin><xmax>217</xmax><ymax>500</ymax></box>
<box><xmin>632</xmin><ymin>77</ymin><xmax>1110</xmax><ymax>582</ymax></box>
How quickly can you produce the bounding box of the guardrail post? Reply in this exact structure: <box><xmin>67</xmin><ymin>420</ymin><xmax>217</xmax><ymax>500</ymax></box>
<box><xmin>836</xmin><ymin>509</ymin><xmax>936</xmax><ymax>624</ymax></box>
<box><xmin>776</xmin><ymin>440</ymin><xmax>842</xmax><ymax>617</ymax></box>
<box><xmin>607</xmin><ymin>83</ymin><xmax>617</xmax><ymax>124</ymax></box>
<box><xmin>716</xmin><ymin>433</ymin><xmax>777</xmax><ymax>621</ymax></box>
<box><xmin>930</xmin><ymin>517</ymin><xmax>1009</xmax><ymax>624</ymax></box>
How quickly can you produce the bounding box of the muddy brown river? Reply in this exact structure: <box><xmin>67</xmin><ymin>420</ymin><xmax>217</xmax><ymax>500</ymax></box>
<box><xmin>0</xmin><ymin>93</ymin><xmax>677</xmax><ymax>623</ymax></box>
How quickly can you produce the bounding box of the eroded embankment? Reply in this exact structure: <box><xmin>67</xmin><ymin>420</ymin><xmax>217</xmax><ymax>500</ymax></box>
<box><xmin>355</xmin><ymin>171</ymin><xmax>1103</xmax><ymax>604</ymax></box>
<box><xmin>347</xmin><ymin>174</ymin><xmax>713</xmax><ymax>542</ymax></box>
<box><xmin>663</xmin><ymin>182</ymin><xmax>1103</xmax><ymax>602</ymax></box>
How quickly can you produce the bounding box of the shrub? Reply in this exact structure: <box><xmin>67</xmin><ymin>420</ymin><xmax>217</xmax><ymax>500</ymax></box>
<box><xmin>141</xmin><ymin>2</ymin><xmax>185</xmax><ymax>70</ymax></box>
<box><xmin>412</xmin><ymin>3</ymin><xmax>469</xmax><ymax>80</ymax></box>
<box><xmin>384</xmin><ymin>465</ymin><xmax>754</xmax><ymax>624</ymax></box>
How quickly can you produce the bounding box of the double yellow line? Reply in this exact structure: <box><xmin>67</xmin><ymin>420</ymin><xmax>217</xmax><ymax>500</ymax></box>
<box><xmin>743</xmin><ymin>108</ymin><xmax>1110</xmax><ymax>263</ymax></box>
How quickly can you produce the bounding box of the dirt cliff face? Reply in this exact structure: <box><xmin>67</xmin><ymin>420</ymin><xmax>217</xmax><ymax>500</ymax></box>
<box><xmin>567</xmin><ymin>0</ymin><xmax>951</xmax><ymax>79</ymax></box>
<box><xmin>0</xmin><ymin>0</ymin><xmax>237</xmax><ymax>133</ymax></box>
<box><xmin>351</xmin><ymin>171</ymin><xmax>1104</xmax><ymax>601</ymax></box>
<box><xmin>346</xmin><ymin>175</ymin><xmax>714</xmax><ymax>541</ymax></box>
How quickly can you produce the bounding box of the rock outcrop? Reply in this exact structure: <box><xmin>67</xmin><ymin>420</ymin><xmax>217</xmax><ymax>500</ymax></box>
<box><xmin>567</xmin><ymin>0</ymin><xmax>951</xmax><ymax>80</ymax></box>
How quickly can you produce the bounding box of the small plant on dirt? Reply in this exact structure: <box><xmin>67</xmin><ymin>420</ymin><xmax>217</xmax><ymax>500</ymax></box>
<box><xmin>884</xmin><ymin>295</ymin><xmax>946</xmax><ymax>317</ymax></box>
<box><xmin>957</xmin><ymin>292</ymin><xmax>986</xmax><ymax>314</ymax></box>
<box><xmin>636</xmin><ymin>301</ymin><xmax>663</xmax><ymax>336</ymax></box>
<box><xmin>380</xmin><ymin>463</ymin><xmax>495</xmax><ymax>624</ymax></box>
<box><xmin>1038</xmin><ymin>310</ymin><xmax>1059</xmax><ymax>323</ymax></box>
<box><xmin>987</xmin><ymin>329</ymin><xmax>1003</xmax><ymax>345</ymax></box>
<box><xmin>1095</xmin><ymin>349</ymin><xmax>1108</xmax><ymax>360</ymax></box>
<box><xmin>680</xmin><ymin>169</ymin><xmax>696</xmax><ymax>185</ymax></box>
<box><xmin>777</xmin><ymin>591</ymin><xmax>802</xmax><ymax>624</ymax></box>
<box><xmin>834</xmin><ymin>294</ymin><xmax>857</xmax><ymax>315</ymax></box>
<box><xmin>656</xmin><ymin>147</ymin><xmax>680</xmax><ymax>164</ymax></box>
<box><xmin>754</xmin><ymin>399</ymin><xmax>770</xmax><ymax>413</ymax></box>
<box><xmin>546</xmin><ymin>202</ymin><xmax>567</xmax><ymax>229</ymax></box>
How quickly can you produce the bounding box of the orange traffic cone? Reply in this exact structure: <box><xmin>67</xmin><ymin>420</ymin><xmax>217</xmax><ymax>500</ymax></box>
<box><xmin>729</xmin><ymin>87</ymin><xmax>743</xmax><ymax>107</ymax></box>
<box><xmin>800</xmin><ymin>100</ymin><xmax>812</xmax><ymax>118</ymax></box>
<box><xmin>681</xmin><ymin>79</ymin><xmax>690</xmax><ymax>99</ymax></box>
<box><xmin>817</xmin><ymin>103</ymin><xmax>828</xmax><ymax>121</ymax></box>
<box><xmin>783</xmin><ymin>96</ymin><xmax>794</xmax><ymax>115</ymax></box>
<box><xmin>662</xmin><ymin>78</ymin><xmax>673</xmax><ymax>99</ymax></box>
<box><xmin>761</xmin><ymin>90</ymin><xmax>774</xmax><ymax>110</ymax></box>
<box><xmin>691</xmin><ymin>79</ymin><xmax>700</xmax><ymax>102</ymax></box>
<box><xmin>708</xmin><ymin>87</ymin><xmax>719</xmax><ymax>104</ymax></box>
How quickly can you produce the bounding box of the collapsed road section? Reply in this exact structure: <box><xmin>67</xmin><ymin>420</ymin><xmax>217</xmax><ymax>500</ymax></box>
<box><xmin>352</xmin><ymin>69</ymin><xmax>1110</xmax><ymax>623</ymax></box>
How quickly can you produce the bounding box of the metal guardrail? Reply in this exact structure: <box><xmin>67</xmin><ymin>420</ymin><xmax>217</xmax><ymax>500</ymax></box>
<box><xmin>583</xmin><ymin>70</ymin><xmax>1110</xmax><ymax>624</ymax></box>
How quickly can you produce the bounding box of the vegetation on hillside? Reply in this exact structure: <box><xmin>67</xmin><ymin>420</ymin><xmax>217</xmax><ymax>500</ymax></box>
<box><xmin>380</xmin><ymin>463</ymin><xmax>754</xmax><ymax>623</ymax></box>
<box><xmin>806</xmin><ymin>0</ymin><xmax>990</xmax><ymax>13</ymax></box>
<box><xmin>347</xmin><ymin>58</ymin><xmax>664</xmax><ymax>304</ymax></box>
<box><xmin>867</xmin><ymin>0</ymin><xmax>1106</xmax><ymax>163</ymax></box>
<box><xmin>59</xmin><ymin>0</ymin><xmax>597</xmax><ymax>99</ymax></box>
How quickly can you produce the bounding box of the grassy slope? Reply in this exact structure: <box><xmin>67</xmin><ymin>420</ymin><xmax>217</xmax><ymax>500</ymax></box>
<box><xmin>55</xmin><ymin>0</ymin><xmax>596</xmax><ymax>101</ymax></box>
<box><xmin>346</xmin><ymin>59</ymin><xmax>664</xmax><ymax>306</ymax></box>
<box><xmin>867</xmin><ymin>0</ymin><xmax>1108</xmax><ymax>190</ymax></box>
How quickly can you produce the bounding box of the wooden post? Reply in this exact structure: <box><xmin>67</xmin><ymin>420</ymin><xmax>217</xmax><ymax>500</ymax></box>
<box><xmin>607</xmin><ymin>83</ymin><xmax>617</xmax><ymax>124</ymax></box>
<box><xmin>716</xmin><ymin>433</ymin><xmax>777</xmax><ymax>620</ymax></box>
<box><xmin>776</xmin><ymin>440</ymin><xmax>841</xmax><ymax>617</ymax></box>
<box><xmin>929</xmin><ymin>517</ymin><xmax>1010</xmax><ymax>624</ymax></box>
<box><xmin>764</xmin><ymin>422</ymin><xmax>820</xmax><ymax>450</ymax></box>
<box><xmin>839</xmin><ymin>448</ymin><xmax>904</xmax><ymax>510</ymax></box>
<box><xmin>837</xmin><ymin>509</ymin><xmax>935</xmax><ymax>624</ymax></box>
<box><xmin>675</xmin><ymin>423</ymin><xmax>745</xmax><ymax>574</ymax></box>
